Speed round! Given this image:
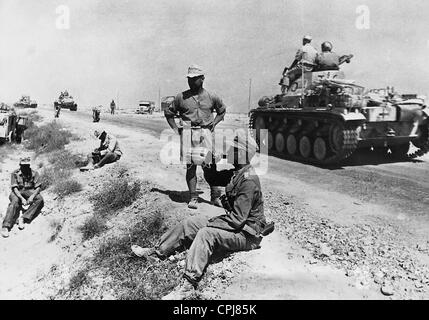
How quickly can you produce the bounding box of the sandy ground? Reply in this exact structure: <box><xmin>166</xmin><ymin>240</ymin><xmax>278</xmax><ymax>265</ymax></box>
<box><xmin>0</xmin><ymin>105</ymin><xmax>428</xmax><ymax>299</ymax></box>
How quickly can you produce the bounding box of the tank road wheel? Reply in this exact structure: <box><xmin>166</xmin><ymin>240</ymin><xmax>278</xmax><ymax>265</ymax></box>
<box><xmin>268</xmin><ymin>131</ymin><xmax>274</xmax><ymax>151</ymax></box>
<box><xmin>313</xmin><ymin>137</ymin><xmax>328</xmax><ymax>161</ymax></box>
<box><xmin>275</xmin><ymin>132</ymin><xmax>286</xmax><ymax>153</ymax></box>
<box><xmin>330</xmin><ymin>125</ymin><xmax>343</xmax><ymax>153</ymax></box>
<box><xmin>254</xmin><ymin>116</ymin><xmax>267</xmax><ymax>147</ymax></box>
<box><xmin>299</xmin><ymin>136</ymin><xmax>312</xmax><ymax>158</ymax></box>
<box><xmin>390</xmin><ymin>143</ymin><xmax>410</xmax><ymax>159</ymax></box>
<box><xmin>286</xmin><ymin>134</ymin><xmax>297</xmax><ymax>155</ymax></box>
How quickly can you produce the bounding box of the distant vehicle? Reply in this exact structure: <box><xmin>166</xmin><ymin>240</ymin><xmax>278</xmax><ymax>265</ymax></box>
<box><xmin>0</xmin><ymin>102</ymin><xmax>10</xmax><ymax>111</ymax></box>
<box><xmin>136</xmin><ymin>100</ymin><xmax>155</xmax><ymax>114</ymax></box>
<box><xmin>14</xmin><ymin>95</ymin><xmax>37</xmax><ymax>109</ymax></box>
<box><xmin>161</xmin><ymin>96</ymin><xmax>175</xmax><ymax>112</ymax></box>
<box><xmin>54</xmin><ymin>91</ymin><xmax>78</xmax><ymax>111</ymax></box>
<box><xmin>0</xmin><ymin>111</ymin><xmax>29</xmax><ymax>144</ymax></box>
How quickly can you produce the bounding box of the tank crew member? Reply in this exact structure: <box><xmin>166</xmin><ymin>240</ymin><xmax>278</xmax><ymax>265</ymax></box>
<box><xmin>282</xmin><ymin>35</ymin><xmax>318</xmax><ymax>87</ymax></box>
<box><xmin>164</xmin><ymin>64</ymin><xmax>226</xmax><ymax>209</ymax></box>
<box><xmin>131</xmin><ymin>131</ymin><xmax>273</xmax><ymax>300</ymax></box>
<box><xmin>80</xmin><ymin>129</ymin><xmax>122</xmax><ymax>171</ymax></box>
<box><xmin>315</xmin><ymin>41</ymin><xmax>340</xmax><ymax>71</ymax></box>
<box><xmin>1</xmin><ymin>157</ymin><xmax>44</xmax><ymax>238</ymax></box>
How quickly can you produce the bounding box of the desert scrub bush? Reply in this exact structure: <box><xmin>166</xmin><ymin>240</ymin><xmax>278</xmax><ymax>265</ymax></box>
<box><xmin>48</xmin><ymin>150</ymin><xmax>88</xmax><ymax>169</ymax></box>
<box><xmin>79</xmin><ymin>215</ymin><xmax>108</xmax><ymax>241</ymax></box>
<box><xmin>68</xmin><ymin>270</ymin><xmax>91</xmax><ymax>292</ymax></box>
<box><xmin>90</xmin><ymin>212</ymin><xmax>180</xmax><ymax>299</ymax></box>
<box><xmin>24</xmin><ymin>121</ymin><xmax>72</xmax><ymax>153</ymax></box>
<box><xmin>52</xmin><ymin>179</ymin><xmax>82</xmax><ymax>198</ymax></box>
<box><xmin>38</xmin><ymin>167</ymin><xmax>72</xmax><ymax>191</ymax></box>
<box><xmin>90</xmin><ymin>174</ymin><xmax>141</xmax><ymax>217</ymax></box>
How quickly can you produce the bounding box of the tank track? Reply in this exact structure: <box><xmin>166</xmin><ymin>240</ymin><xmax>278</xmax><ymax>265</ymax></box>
<box><xmin>408</xmin><ymin>123</ymin><xmax>429</xmax><ymax>159</ymax></box>
<box><xmin>249</xmin><ymin>111</ymin><xmax>359</xmax><ymax>166</ymax></box>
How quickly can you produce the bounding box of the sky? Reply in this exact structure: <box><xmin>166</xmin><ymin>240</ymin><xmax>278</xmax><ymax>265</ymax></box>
<box><xmin>1</xmin><ymin>0</ymin><xmax>429</xmax><ymax>112</ymax></box>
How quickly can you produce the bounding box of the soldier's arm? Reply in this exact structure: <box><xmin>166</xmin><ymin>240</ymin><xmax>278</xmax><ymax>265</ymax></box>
<box><xmin>164</xmin><ymin>95</ymin><xmax>181</xmax><ymax>134</ymax></box>
<box><xmin>217</xmin><ymin>180</ymin><xmax>257</xmax><ymax>230</ymax></box>
<box><xmin>12</xmin><ymin>187</ymin><xmax>25</xmax><ymax>204</ymax></box>
<box><xmin>28</xmin><ymin>186</ymin><xmax>41</xmax><ymax>204</ymax></box>
<box><xmin>106</xmin><ymin>135</ymin><xmax>117</xmax><ymax>153</ymax></box>
<box><xmin>212</xmin><ymin>95</ymin><xmax>226</xmax><ymax>129</ymax></box>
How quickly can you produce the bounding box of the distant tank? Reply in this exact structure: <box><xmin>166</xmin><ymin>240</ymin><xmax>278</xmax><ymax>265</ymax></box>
<box><xmin>14</xmin><ymin>95</ymin><xmax>37</xmax><ymax>109</ymax></box>
<box><xmin>54</xmin><ymin>91</ymin><xmax>77</xmax><ymax>111</ymax></box>
<box><xmin>249</xmin><ymin>59</ymin><xmax>429</xmax><ymax>165</ymax></box>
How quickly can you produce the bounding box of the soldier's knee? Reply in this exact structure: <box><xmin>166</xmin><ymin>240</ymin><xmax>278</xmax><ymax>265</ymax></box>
<box><xmin>34</xmin><ymin>195</ymin><xmax>44</xmax><ymax>205</ymax></box>
<box><xmin>195</xmin><ymin>227</ymin><xmax>215</xmax><ymax>243</ymax></box>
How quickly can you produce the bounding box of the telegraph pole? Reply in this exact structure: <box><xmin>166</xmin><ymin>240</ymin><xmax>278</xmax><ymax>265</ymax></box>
<box><xmin>248</xmin><ymin>78</ymin><xmax>252</xmax><ymax>112</ymax></box>
<box><xmin>158</xmin><ymin>87</ymin><xmax>161</xmax><ymax>112</ymax></box>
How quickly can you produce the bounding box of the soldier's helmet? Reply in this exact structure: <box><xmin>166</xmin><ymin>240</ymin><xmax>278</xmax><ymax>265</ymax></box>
<box><xmin>321</xmin><ymin>41</ymin><xmax>333</xmax><ymax>52</ymax></box>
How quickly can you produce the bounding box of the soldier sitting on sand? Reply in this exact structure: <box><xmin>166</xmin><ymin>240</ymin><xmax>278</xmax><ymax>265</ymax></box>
<box><xmin>1</xmin><ymin>157</ymin><xmax>44</xmax><ymax>238</ymax></box>
<box><xmin>80</xmin><ymin>129</ymin><xmax>122</xmax><ymax>171</ymax></box>
<box><xmin>131</xmin><ymin>131</ymin><xmax>274</xmax><ymax>300</ymax></box>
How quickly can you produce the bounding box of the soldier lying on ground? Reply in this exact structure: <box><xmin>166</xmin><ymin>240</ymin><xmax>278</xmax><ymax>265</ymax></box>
<box><xmin>131</xmin><ymin>130</ymin><xmax>274</xmax><ymax>300</ymax></box>
<box><xmin>1</xmin><ymin>157</ymin><xmax>44</xmax><ymax>238</ymax></box>
<box><xmin>80</xmin><ymin>129</ymin><xmax>122</xmax><ymax>171</ymax></box>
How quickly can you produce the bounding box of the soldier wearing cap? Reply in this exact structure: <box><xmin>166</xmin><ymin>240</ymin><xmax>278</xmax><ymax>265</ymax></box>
<box><xmin>110</xmin><ymin>100</ymin><xmax>116</xmax><ymax>115</ymax></box>
<box><xmin>131</xmin><ymin>131</ymin><xmax>269</xmax><ymax>300</ymax></box>
<box><xmin>281</xmin><ymin>35</ymin><xmax>319</xmax><ymax>89</ymax></box>
<box><xmin>1</xmin><ymin>157</ymin><xmax>44</xmax><ymax>238</ymax></box>
<box><xmin>164</xmin><ymin>64</ymin><xmax>227</xmax><ymax>209</ymax></box>
<box><xmin>80</xmin><ymin>129</ymin><xmax>122</xmax><ymax>171</ymax></box>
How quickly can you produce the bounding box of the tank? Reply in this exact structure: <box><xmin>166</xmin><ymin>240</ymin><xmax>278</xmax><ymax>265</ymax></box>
<box><xmin>54</xmin><ymin>91</ymin><xmax>77</xmax><ymax>111</ymax></box>
<box><xmin>14</xmin><ymin>95</ymin><xmax>37</xmax><ymax>108</ymax></box>
<box><xmin>249</xmin><ymin>63</ymin><xmax>429</xmax><ymax>165</ymax></box>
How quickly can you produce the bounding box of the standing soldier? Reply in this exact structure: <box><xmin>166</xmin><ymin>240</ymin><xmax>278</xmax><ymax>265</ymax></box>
<box><xmin>164</xmin><ymin>64</ymin><xmax>226</xmax><ymax>209</ymax></box>
<box><xmin>110</xmin><ymin>100</ymin><xmax>116</xmax><ymax>115</ymax></box>
<box><xmin>1</xmin><ymin>157</ymin><xmax>44</xmax><ymax>238</ymax></box>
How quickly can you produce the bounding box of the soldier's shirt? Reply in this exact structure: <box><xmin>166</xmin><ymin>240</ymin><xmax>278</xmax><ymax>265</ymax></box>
<box><xmin>207</xmin><ymin>164</ymin><xmax>266</xmax><ymax>235</ymax></box>
<box><xmin>295</xmin><ymin>43</ymin><xmax>318</xmax><ymax>64</ymax></box>
<box><xmin>11</xmin><ymin>169</ymin><xmax>41</xmax><ymax>191</ymax></box>
<box><xmin>316</xmin><ymin>52</ymin><xmax>340</xmax><ymax>70</ymax></box>
<box><xmin>164</xmin><ymin>89</ymin><xmax>226</xmax><ymax>127</ymax></box>
<box><xmin>99</xmin><ymin>134</ymin><xmax>122</xmax><ymax>156</ymax></box>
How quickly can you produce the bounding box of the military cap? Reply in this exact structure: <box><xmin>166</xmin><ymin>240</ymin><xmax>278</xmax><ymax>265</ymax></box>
<box><xmin>303</xmin><ymin>35</ymin><xmax>312</xmax><ymax>41</ymax></box>
<box><xmin>19</xmin><ymin>157</ymin><xmax>31</xmax><ymax>166</ymax></box>
<box><xmin>186</xmin><ymin>64</ymin><xmax>205</xmax><ymax>78</ymax></box>
<box><xmin>232</xmin><ymin>130</ymin><xmax>258</xmax><ymax>160</ymax></box>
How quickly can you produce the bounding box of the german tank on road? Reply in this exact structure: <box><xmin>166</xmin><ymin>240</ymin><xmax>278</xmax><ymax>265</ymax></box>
<box><xmin>14</xmin><ymin>95</ymin><xmax>37</xmax><ymax>109</ymax></box>
<box><xmin>249</xmin><ymin>59</ymin><xmax>429</xmax><ymax>165</ymax></box>
<box><xmin>54</xmin><ymin>90</ymin><xmax>77</xmax><ymax>111</ymax></box>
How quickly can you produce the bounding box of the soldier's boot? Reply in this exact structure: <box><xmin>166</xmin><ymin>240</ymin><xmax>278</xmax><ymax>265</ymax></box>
<box><xmin>188</xmin><ymin>198</ymin><xmax>198</xmax><ymax>210</ymax></box>
<box><xmin>79</xmin><ymin>164</ymin><xmax>95</xmax><ymax>172</ymax></box>
<box><xmin>1</xmin><ymin>227</ymin><xmax>9</xmax><ymax>238</ymax></box>
<box><xmin>210</xmin><ymin>186</ymin><xmax>223</xmax><ymax>208</ymax></box>
<box><xmin>18</xmin><ymin>216</ymin><xmax>25</xmax><ymax>230</ymax></box>
<box><xmin>161</xmin><ymin>278</ymin><xmax>196</xmax><ymax>300</ymax></box>
<box><xmin>131</xmin><ymin>245</ymin><xmax>161</xmax><ymax>263</ymax></box>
